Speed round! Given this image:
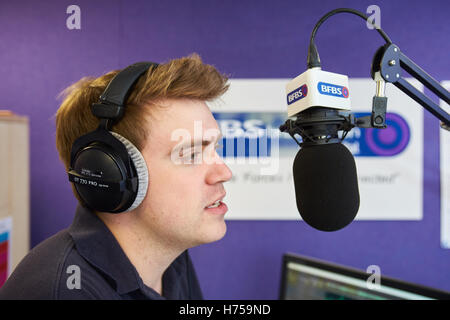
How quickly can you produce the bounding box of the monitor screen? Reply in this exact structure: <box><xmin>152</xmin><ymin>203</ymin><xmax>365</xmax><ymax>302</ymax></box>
<box><xmin>279</xmin><ymin>253</ymin><xmax>450</xmax><ymax>300</ymax></box>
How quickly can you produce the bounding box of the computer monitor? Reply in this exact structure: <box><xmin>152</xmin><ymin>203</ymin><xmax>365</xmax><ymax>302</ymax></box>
<box><xmin>279</xmin><ymin>253</ymin><xmax>450</xmax><ymax>300</ymax></box>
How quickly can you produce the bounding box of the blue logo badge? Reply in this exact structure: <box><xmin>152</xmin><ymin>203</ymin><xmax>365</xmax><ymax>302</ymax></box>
<box><xmin>287</xmin><ymin>84</ymin><xmax>308</xmax><ymax>105</ymax></box>
<box><xmin>317</xmin><ymin>82</ymin><xmax>349</xmax><ymax>98</ymax></box>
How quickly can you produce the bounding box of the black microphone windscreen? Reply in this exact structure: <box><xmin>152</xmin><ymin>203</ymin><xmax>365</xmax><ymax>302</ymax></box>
<box><xmin>293</xmin><ymin>143</ymin><xmax>360</xmax><ymax>231</ymax></box>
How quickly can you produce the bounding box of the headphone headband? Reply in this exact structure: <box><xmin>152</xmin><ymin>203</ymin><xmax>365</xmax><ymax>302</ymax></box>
<box><xmin>91</xmin><ymin>62</ymin><xmax>159</xmax><ymax>121</ymax></box>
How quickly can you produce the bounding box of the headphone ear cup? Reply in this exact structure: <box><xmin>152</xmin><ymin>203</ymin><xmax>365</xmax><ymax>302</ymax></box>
<box><xmin>110</xmin><ymin>132</ymin><xmax>149</xmax><ymax>211</ymax></box>
<box><xmin>71</xmin><ymin>142</ymin><xmax>130</xmax><ymax>212</ymax></box>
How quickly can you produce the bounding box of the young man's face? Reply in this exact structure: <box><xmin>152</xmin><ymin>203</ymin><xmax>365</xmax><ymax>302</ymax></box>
<box><xmin>138</xmin><ymin>99</ymin><xmax>233</xmax><ymax>249</ymax></box>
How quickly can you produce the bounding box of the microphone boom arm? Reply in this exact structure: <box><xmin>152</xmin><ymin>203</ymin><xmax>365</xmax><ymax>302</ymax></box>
<box><xmin>371</xmin><ymin>43</ymin><xmax>450</xmax><ymax>130</ymax></box>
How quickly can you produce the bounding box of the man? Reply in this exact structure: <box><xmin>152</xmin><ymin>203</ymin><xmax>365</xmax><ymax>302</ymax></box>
<box><xmin>0</xmin><ymin>54</ymin><xmax>233</xmax><ymax>299</ymax></box>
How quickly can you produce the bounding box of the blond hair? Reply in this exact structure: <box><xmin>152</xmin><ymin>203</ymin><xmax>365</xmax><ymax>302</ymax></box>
<box><xmin>56</xmin><ymin>54</ymin><xmax>229</xmax><ymax>171</ymax></box>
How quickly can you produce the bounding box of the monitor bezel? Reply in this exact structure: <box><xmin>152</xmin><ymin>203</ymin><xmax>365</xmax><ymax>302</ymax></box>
<box><xmin>279</xmin><ymin>252</ymin><xmax>450</xmax><ymax>300</ymax></box>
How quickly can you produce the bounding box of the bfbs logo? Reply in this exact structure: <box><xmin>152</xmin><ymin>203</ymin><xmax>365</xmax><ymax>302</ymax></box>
<box><xmin>213</xmin><ymin>112</ymin><xmax>410</xmax><ymax>158</ymax></box>
<box><xmin>287</xmin><ymin>84</ymin><xmax>308</xmax><ymax>105</ymax></box>
<box><xmin>318</xmin><ymin>82</ymin><xmax>349</xmax><ymax>98</ymax></box>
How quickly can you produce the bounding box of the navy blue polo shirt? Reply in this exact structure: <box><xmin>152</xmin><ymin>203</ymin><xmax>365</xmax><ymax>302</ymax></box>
<box><xmin>0</xmin><ymin>205</ymin><xmax>203</xmax><ymax>300</ymax></box>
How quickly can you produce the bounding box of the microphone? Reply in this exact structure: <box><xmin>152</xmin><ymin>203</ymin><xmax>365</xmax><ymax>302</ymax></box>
<box><xmin>281</xmin><ymin>7</ymin><xmax>450</xmax><ymax>231</ymax></box>
<box><xmin>280</xmin><ymin>68</ymin><xmax>361</xmax><ymax>231</ymax></box>
<box><xmin>293</xmin><ymin>143</ymin><xmax>359</xmax><ymax>232</ymax></box>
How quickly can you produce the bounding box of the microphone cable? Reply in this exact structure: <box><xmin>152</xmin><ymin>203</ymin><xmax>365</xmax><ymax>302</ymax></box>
<box><xmin>307</xmin><ymin>8</ymin><xmax>393</xmax><ymax>69</ymax></box>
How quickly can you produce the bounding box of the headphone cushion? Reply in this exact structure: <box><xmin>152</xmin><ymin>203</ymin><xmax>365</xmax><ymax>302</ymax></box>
<box><xmin>110</xmin><ymin>132</ymin><xmax>148</xmax><ymax>211</ymax></box>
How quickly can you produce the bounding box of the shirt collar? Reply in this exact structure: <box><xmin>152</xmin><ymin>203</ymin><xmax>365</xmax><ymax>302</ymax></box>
<box><xmin>68</xmin><ymin>205</ymin><xmax>143</xmax><ymax>295</ymax></box>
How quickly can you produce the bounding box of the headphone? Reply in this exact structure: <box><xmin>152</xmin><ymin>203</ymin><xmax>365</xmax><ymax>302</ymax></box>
<box><xmin>68</xmin><ymin>62</ymin><xmax>159</xmax><ymax>213</ymax></box>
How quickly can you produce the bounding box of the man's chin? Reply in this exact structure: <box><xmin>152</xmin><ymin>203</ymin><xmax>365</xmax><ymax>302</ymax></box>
<box><xmin>196</xmin><ymin>221</ymin><xmax>227</xmax><ymax>246</ymax></box>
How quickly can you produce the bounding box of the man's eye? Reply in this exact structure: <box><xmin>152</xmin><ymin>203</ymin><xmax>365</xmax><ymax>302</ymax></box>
<box><xmin>185</xmin><ymin>152</ymin><xmax>203</xmax><ymax>164</ymax></box>
<box><xmin>180</xmin><ymin>148</ymin><xmax>202</xmax><ymax>164</ymax></box>
<box><xmin>190</xmin><ymin>152</ymin><xmax>201</xmax><ymax>161</ymax></box>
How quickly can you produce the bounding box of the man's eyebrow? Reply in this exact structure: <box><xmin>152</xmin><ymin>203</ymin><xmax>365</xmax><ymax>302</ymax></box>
<box><xmin>180</xmin><ymin>133</ymin><xmax>223</xmax><ymax>148</ymax></box>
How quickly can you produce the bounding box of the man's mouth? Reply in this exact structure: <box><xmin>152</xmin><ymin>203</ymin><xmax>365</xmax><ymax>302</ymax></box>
<box><xmin>205</xmin><ymin>194</ymin><xmax>226</xmax><ymax>209</ymax></box>
<box><xmin>206</xmin><ymin>200</ymin><xmax>222</xmax><ymax>209</ymax></box>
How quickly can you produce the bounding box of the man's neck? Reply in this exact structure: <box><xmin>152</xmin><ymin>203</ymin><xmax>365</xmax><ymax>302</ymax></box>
<box><xmin>96</xmin><ymin>212</ymin><xmax>184</xmax><ymax>296</ymax></box>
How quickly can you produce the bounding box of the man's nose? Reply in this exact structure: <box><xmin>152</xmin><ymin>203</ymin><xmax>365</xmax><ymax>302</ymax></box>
<box><xmin>206</xmin><ymin>156</ymin><xmax>233</xmax><ymax>185</ymax></box>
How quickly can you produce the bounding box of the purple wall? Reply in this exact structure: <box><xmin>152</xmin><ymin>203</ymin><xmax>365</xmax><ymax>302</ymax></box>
<box><xmin>0</xmin><ymin>0</ymin><xmax>448</xmax><ymax>299</ymax></box>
